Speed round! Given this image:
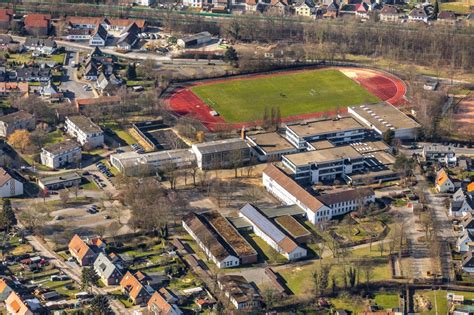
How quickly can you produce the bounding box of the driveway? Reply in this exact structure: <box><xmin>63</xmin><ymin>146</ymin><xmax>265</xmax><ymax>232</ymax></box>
<box><xmin>61</xmin><ymin>52</ymin><xmax>95</xmax><ymax>100</ymax></box>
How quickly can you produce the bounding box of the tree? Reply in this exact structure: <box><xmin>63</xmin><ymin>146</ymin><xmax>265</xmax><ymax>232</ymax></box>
<box><xmin>81</xmin><ymin>267</ymin><xmax>98</xmax><ymax>291</ymax></box>
<box><xmin>312</xmin><ymin>264</ymin><xmax>331</xmax><ymax>296</ymax></box>
<box><xmin>7</xmin><ymin>129</ymin><xmax>31</xmax><ymax>153</ymax></box>
<box><xmin>1</xmin><ymin>199</ymin><xmax>16</xmax><ymax>230</ymax></box>
<box><xmin>433</xmin><ymin>0</ymin><xmax>439</xmax><ymax>17</ymax></box>
<box><xmin>59</xmin><ymin>189</ymin><xmax>70</xmax><ymax>206</ymax></box>
<box><xmin>224</xmin><ymin>46</ymin><xmax>239</xmax><ymax>67</ymax></box>
<box><xmin>89</xmin><ymin>295</ymin><xmax>111</xmax><ymax>315</ymax></box>
<box><xmin>126</xmin><ymin>63</ymin><xmax>137</xmax><ymax>80</ymax></box>
<box><xmin>383</xmin><ymin>129</ymin><xmax>395</xmax><ymax>146</ymax></box>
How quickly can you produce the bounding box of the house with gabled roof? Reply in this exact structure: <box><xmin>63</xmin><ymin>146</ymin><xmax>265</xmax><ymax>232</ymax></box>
<box><xmin>408</xmin><ymin>8</ymin><xmax>428</xmax><ymax>23</ymax></box>
<box><xmin>0</xmin><ymin>278</ymin><xmax>13</xmax><ymax>301</ymax></box>
<box><xmin>379</xmin><ymin>5</ymin><xmax>402</xmax><ymax>22</ymax></box>
<box><xmin>462</xmin><ymin>251</ymin><xmax>474</xmax><ymax>273</ymax></box>
<box><xmin>217</xmin><ymin>275</ymin><xmax>261</xmax><ymax>310</ymax></box>
<box><xmin>450</xmin><ymin>188</ymin><xmax>474</xmax><ymax>217</ymax></box>
<box><xmin>457</xmin><ymin>230</ymin><xmax>474</xmax><ymax>252</ymax></box>
<box><xmin>324</xmin><ymin>1</ymin><xmax>339</xmax><ymax>17</ymax></box>
<box><xmin>435</xmin><ymin>168</ymin><xmax>455</xmax><ymax>193</ymax></box>
<box><xmin>239</xmin><ymin>203</ymin><xmax>307</xmax><ymax>261</ymax></box>
<box><xmin>5</xmin><ymin>291</ymin><xmax>42</xmax><ymax>315</ymax></box>
<box><xmin>437</xmin><ymin>10</ymin><xmax>457</xmax><ymax>25</ymax></box>
<box><xmin>24</xmin><ymin>14</ymin><xmax>51</xmax><ymax>36</ymax></box>
<box><xmin>148</xmin><ymin>291</ymin><xmax>183</xmax><ymax>315</ymax></box>
<box><xmin>0</xmin><ymin>9</ymin><xmax>13</xmax><ymax>30</ymax></box>
<box><xmin>0</xmin><ymin>167</ymin><xmax>23</xmax><ymax>198</ymax></box>
<box><xmin>93</xmin><ymin>252</ymin><xmax>123</xmax><ymax>286</ymax></box>
<box><xmin>89</xmin><ymin>24</ymin><xmax>108</xmax><ymax>47</ymax></box>
<box><xmin>293</xmin><ymin>0</ymin><xmax>313</xmax><ymax>16</ymax></box>
<box><xmin>182</xmin><ymin>212</ymin><xmax>240</xmax><ymax>268</ymax></box>
<box><xmin>120</xmin><ymin>271</ymin><xmax>151</xmax><ymax>305</ymax></box>
<box><xmin>461</xmin><ymin>213</ymin><xmax>474</xmax><ymax>233</ymax></box>
<box><xmin>466</xmin><ymin>13</ymin><xmax>474</xmax><ymax>27</ymax></box>
<box><xmin>68</xmin><ymin>234</ymin><xmax>99</xmax><ymax>266</ymax></box>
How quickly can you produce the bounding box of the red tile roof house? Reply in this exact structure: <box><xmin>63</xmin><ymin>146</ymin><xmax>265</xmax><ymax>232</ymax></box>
<box><xmin>68</xmin><ymin>234</ymin><xmax>101</xmax><ymax>266</ymax></box>
<box><xmin>0</xmin><ymin>9</ymin><xmax>13</xmax><ymax>30</ymax></box>
<box><xmin>148</xmin><ymin>291</ymin><xmax>183</xmax><ymax>315</ymax></box>
<box><xmin>119</xmin><ymin>271</ymin><xmax>151</xmax><ymax>305</ymax></box>
<box><xmin>24</xmin><ymin>14</ymin><xmax>51</xmax><ymax>36</ymax></box>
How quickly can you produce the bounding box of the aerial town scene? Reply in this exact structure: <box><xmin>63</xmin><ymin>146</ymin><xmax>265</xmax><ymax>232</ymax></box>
<box><xmin>0</xmin><ymin>0</ymin><xmax>472</xmax><ymax>314</ymax></box>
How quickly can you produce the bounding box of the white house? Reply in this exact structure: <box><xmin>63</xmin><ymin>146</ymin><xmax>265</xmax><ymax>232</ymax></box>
<box><xmin>239</xmin><ymin>203</ymin><xmax>307</xmax><ymax>261</ymax></box>
<box><xmin>462</xmin><ymin>252</ymin><xmax>474</xmax><ymax>273</ymax></box>
<box><xmin>456</xmin><ymin>230</ymin><xmax>474</xmax><ymax>252</ymax></box>
<box><xmin>435</xmin><ymin>168</ymin><xmax>455</xmax><ymax>193</ymax></box>
<box><xmin>450</xmin><ymin>189</ymin><xmax>474</xmax><ymax>217</ymax></box>
<box><xmin>40</xmin><ymin>140</ymin><xmax>82</xmax><ymax>169</ymax></box>
<box><xmin>0</xmin><ymin>167</ymin><xmax>23</xmax><ymax>198</ymax></box>
<box><xmin>182</xmin><ymin>212</ymin><xmax>240</xmax><ymax>269</ymax></box>
<box><xmin>65</xmin><ymin>115</ymin><xmax>104</xmax><ymax>149</ymax></box>
<box><xmin>89</xmin><ymin>24</ymin><xmax>108</xmax><ymax>47</ymax></box>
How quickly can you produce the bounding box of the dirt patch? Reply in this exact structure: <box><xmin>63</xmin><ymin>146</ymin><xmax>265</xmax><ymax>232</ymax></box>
<box><xmin>454</xmin><ymin>95</ymin><xmax>474</xmax><ymax>134</ymax></box>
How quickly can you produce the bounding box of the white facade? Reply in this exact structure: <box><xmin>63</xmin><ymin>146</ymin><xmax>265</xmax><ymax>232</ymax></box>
<box><xmin>183</xmin><ymin>0</ymin><xmax>203</xmax><ymax>7</ymax></box>
<box><xmin>135</xmin><ymin>0</ymin><xmax>156</xmax><ymax>5</ymax></box>
<box><xmin>436</xmin><ymin>177</ymin><xmax>455</xmax><ymax>193</ymax></box>
<box><xmin>457</xmin><ymin>232</ymin><xmax>474</xmax><ymax>252</ymax></box>
<box><xmin>40</xmin><ymin>145</ymin><xmax>82</xmax><ymax>169</ymax></box>
<box><xmin>65</xmin><ymin>116</ymin><xmax>104</xmax><ymax>149</ymax></box>
<box><xmin>0</xmin><ymin>176</ymin><xmax>23</xmax><ymax>198</ymax></box>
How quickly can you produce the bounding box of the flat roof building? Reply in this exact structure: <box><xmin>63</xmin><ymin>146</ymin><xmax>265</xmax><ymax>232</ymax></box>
<box><xmin>348</xmin><ymin>102</ymin><xmax>420</xmax><ymax>139</ymax></box>
<box><xmin>65</xmin><ymin>115</ymin><xmax>104</xmax><ymax>148</ymax></box>
<box><xmin>40</xmin><ymin>140</ymin><xmax>82</xmax><ymax>169</ymax></box>
<box><xmin>38</xmin><ymin>172</ymin><xmax>81</xmax><ymax>190</ymax></box>
<box><xmin>191</xmin><ymin>138</ymin><xmax>250</xmax><ymax>170</ymax></box>
<box><xmin>285</xmin><ymin>117</ymin><xmax>367</xmax><ymax>150</ymax></box>
<box><xmin>246</xmin><ymin>132</ymin><xmax>298</xmax><ymax>162</ymax></box>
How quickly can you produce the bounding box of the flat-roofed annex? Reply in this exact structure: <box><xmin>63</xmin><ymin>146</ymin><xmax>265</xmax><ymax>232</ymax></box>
<box><xmin>285</xmin><ymin>145</ymin><xmax>362</xmax><ymax>166</ymax></box>
<box><xmin>286</xmin><ymin>116</ymin><xmax>365</xmax><ymax>138</ymax></box>
<box><xmin>247</xmin><ymin>132</ymin><xmax>295</xmax><ymax>154</ymax></box>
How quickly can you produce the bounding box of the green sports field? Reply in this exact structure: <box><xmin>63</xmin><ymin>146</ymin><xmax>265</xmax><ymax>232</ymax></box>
<box><xmin>190</xmin><ymin>69</ymin><xmax>380</xmax><ymax>123</ymax></box>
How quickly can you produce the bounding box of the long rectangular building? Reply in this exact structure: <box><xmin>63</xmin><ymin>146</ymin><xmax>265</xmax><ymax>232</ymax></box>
<box><xmin>239</xmin><ymin>203</ymin><xmax>307</xmax><ymax>261</ymax></box>
<box><xmin>182</xmin><ymin>212</ymin><xmax>239</xmax><ymax>269</ymax></box>
<box><xmin>283</xmin><ymin>145</ymin><xmax>365</xmax><ymax>183</ymax></box>
<box><xmin>191</xmin><ymin>138</ymin><xmax>250</xmax><ymax>170</ymax></box>
<box><xmin>201</xmin><ymin>211</ymin><xmax>258</xmax><ymax>265</ymax></box>
<box><xmin>348</xmin><ymin>102</ymin><xmax>420</xmax><ymax>139</ymax></box>
<box><xmin>285</xmin><ymin>117</ymin><xmax>367</xmax><ymax>150</ymax></box>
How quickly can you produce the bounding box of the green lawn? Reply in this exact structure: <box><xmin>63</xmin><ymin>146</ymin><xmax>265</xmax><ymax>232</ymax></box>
<box><xmin>375</xmin><ymin>292</ymin><xmax>400</xmax><ymax>309</ymax></box>
<box><xmin>440</xmin><ymin>2</ymin><xmax>471</xmax><ymax>13</ymax></box>
<box><xmin>190</xmin><ymin>69</ymin><xmax>380</xmax><ymax>123</ymax></box>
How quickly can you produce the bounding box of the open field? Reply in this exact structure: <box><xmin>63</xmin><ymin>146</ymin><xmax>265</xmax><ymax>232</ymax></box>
<box><xmin>440</xmin><ymin>1</ymin><xmax>471</xmax><ymax>13</ymax></box>
<box><xmin>190</xmin><ymin>69</ymin><xmax>379</xmax><ymax>123</ymax></box>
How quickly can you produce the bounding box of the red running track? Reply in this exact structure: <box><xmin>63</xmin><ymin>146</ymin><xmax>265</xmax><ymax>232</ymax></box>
<box><xmin>166</xmin><ymin>67</ymin><xmax>407</xmax><ymax>131</ymax></box>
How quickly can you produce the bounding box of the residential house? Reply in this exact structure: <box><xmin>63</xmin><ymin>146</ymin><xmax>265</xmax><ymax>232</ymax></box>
<box><xmin>450</xmin><ymin>188</ymin><xmax>474</xmax><ymax>217</ymax></box>
<box><xmin>83</xmin><ymin>63</ymin><xmax>99</xmax><ymax>81</ymax></box>
<box><xmin>355</xmin><ymin>2</ymin><xmax>369</xmax><ymax>18</ymax></box>
<box><xmin>457</xmin><ymin>229</ymin><xmax>474</xmax><ymax>252</ymax></box>
<box><xmin>0</xmin><ymin>167</ymin><xmax>23</xmax><ymax>198</ymax></box>
<box><xmin>16</xmin><ymin>66</ymin><xmax>51</xmax><ymax>82</ymax></box>
<box><xmin>239</xmin><ymin>203</ymin><xmax>307</xmax><ymax>261</ymax></box>
<box><xmin>245</xmin><ymin>0</ymin><xmax>258</xmax><ymax>11</ymax></box>
<box><xmin>136</xmin><ymin>0</ymin><xmax>157</xmax><ymax>6</ymax></box>
<box><xmin>116</xmin><ymin>30</ymin><xmax>139</xmax><ymax>51</ymax></box>
<box><xmin>462</xmin><ymin>251</ymin><xmax>474</xmax><ymax>273</ymax></box>
<box><xmin>24</xmin><ymin>14</ymin><xmax>51</xmax><ymax>36</ymax></box>
<box><xmin>93</xmin><ymin>253</ymin><xmax>123</xmax><ymax>286</ymax></box>
<box><xmin>339</xmin><ymin>4</ymin><xmax>358</xmax><ymax>16</ymax></box>
<box><xmin>103</xmin><ymin>18</ymin><xmax>147</xmax><ymax>32</ymax></box>
<box><xmin>461</xmin><ymin>213</ymin><xmax>474</xmax><ymax>233</ymax></box>
<box><xmin>66</xmin><ymin>16</ymin><xmax>102</xmax><ymax>30</ymax></box>
<box><xmin>96</xmin><ymin>73</ymin><xmax>122</xmax><ymax>95</ymax></box>
<box><xmin>182</xmin><ymin>212</ymin><xmax>240</xmax><ymax>268</ymax></box>
<box><xmin>422</xmin><ymin>144</ymin><xmax>457</xmax><ymax>166</ymax></box>
<box><xmin>38</xmin><ymin>81</ymin><xmax>62</xmax><ymax>102</ymax></box>
<box><xmin>191</xmin><ymin>138</ymin><xmax>250</xmax><ymax>170</ymax></box>
<box><xmin>37</xmin><ymin>172</ymin><xmax>82</xmax><ymax>190</ymax></box>
<box><xmin>68</xmin><ymin>234</ymin><xmax>100</xmax><ymax>266</ymax></box>
<box><xmin>324</xmin><ymin>1</ymin><xmax>339</xmax><ymax>18</ymax></box>
<box><xmin>266</xmin><ymin>0</ymin><xmax>288</xmax><ymax>15</ymax></box>
<box><xmin>217</xmin><ymin>275</ymin><xmax>261</xmax><ymax>310</ymax></box>
<box><xmin>147</xmin><ymin>291</ymin><xmax>183</xmax><ymax>315</ymax></box>
<box><xmin>408</xmin><ymin>8</ymin><xmax>428</xmax><ymax>23</ymax></box>
<box><xmin>66</xmin><ymin>28</ymin><xmax>93</xmax><ymax>41</ymax></box>
<box><xmin>294</xmin><ymin>0</ymin><xmax>313</xmax><ymax>16</ymax></box>
<box><xmin>0</xmin><ymin>83</ymin><xmax>29</xmax><ymax>97</ymax></box>
<box><xmin>0</xmin><ymin>9</ymin><xmax>13</xmax><ymax>30</ymax></box>
<box><xmin>0</xmin><ymin>278</ymin><xmax>13</xmax><ymax>301</ymax></box>
<box><xmin>0</xmin><ymin>110</ymin><xmax>36</xmax><ymax>137</ymax></box>
<box><xmin>0</xmin><ymin>34</ymin><xmax>13</xmax><ymax>50</ymax></box>
<box><xmin>437</xmin><ymin>10</ymin><xmax>457</xmax><ymax>25</ymax></box>
<box><xmin>89</xmin><ymin>24</ymin><xmax>108</xmax><ymax>47</ymax></box>
<box><xmin>40</xmin><ymin>140</ymin><xmax>82</xmax><ymax>169</ymax></box>
<box><xmin>435</xmin><ymin>168</ymin><xmax>455</xmax><ymax>193</ymax></box>
<box><xmin>24</xmin><ymin>38</ymin><xmax>57</xmax><ymax>55</ymax></box>
<box><xmin>65</xmin><ymin>115</ymin><xmax>104</xmax><ymax>148</ymax></box>
<box><xmin>120</xmin><ymin>271</ymin><xmax>151</xmax><ymax>305</ymax></box>
<box><xmin>379</xmin><ymin>5</ymin><xmax>402</xmax><ymax>22</ymax></box>
<box><xmin>5</xmin><ymin>291</ymin><xmax>42</xmax><ymax>315</ymax></box>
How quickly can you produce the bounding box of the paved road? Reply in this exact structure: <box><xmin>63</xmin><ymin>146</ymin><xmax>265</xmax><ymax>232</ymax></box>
<box><xmin>25</xmin><ymin>234</ymin><xmax>129</xmax><ymax>314</ymax></box>
<box><xmin>61</xmin><ymin>51</ymin><xmax>95</xmax><ymax>100</ymax></box>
